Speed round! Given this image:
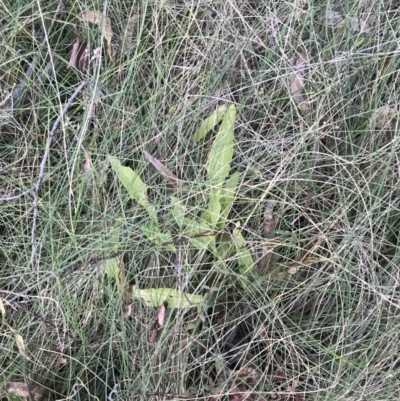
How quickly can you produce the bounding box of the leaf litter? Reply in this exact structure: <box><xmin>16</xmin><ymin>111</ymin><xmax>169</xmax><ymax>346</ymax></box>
<box><xmin>81</xmin><ymin>10</ymin><xmax>114</xmax><ymax>63</ymax></box>
<box><xmin>150</xmin><ymin>301</ymin><xmax>168</xmax><ymax>343</ymax></box>
<box><xmin>2</xmin><ymin>382</ymin><xmax>54</xmax><ymax>401</ymax></box>
<box><xmin>290</xmin><ymin>51</ymin><xmax>311</xmax><ymax>112</ymax></box>
<box><xmin>143</xmin><ymin>150</ymin><xmax>181</xmax><ymax>188</ymax></box>
<box><xmin>256</xmin><ymin>200</ymin><xmax>276</xmax><ymax>273</ymax></box>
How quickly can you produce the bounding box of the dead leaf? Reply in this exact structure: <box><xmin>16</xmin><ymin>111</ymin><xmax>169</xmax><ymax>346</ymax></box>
<box><xmin>15</xmin><ymin>333</ymin><xmax>32</xmax><ymax>362</ymax></box>
<box><xmin>69</xmin><ymin>39</ymin><xmax>89</xmax><ymax>72</ymax></box>
<box><xmin>82</xmin><ymin>152</ymin><xmax>92</xmax><ymax>173</ymax></box>
<box><xmin>68</xmin><ymin>38</ymin><xmax>80</xmax><ymax>67</ymax></box>
<box><xmin>150</xmin><ymin>301</ymin><xmax>168</xmax><ymax>343</ymax></box>
<box><xmin>325</xmin><ymin>11</ymin><xmax>369</xmax><ymax>33</ymax></box>
<box><xmin>4</xmin><ymin>382</ymin><xmax>53</xmax><ymax>401</ymax></box>
<box><xmin>81</xmin><ymin>10</ymin><xmax>114</xmax><ymax>63</ymax></box>
<box><xmin>290</xmin><ymin>52</ymin><xmax>310</xmax><ymax>112</ymax></box>
<box><xmin>0</xmin><ymin>297</ymin><xmax>6</xmax><ymax>318</ymax></box>
<box><xmin>257</xmin><ymin>200</ymin><xmax>276</xmax><ymax>273</ymax></box>
<box><xmin>370</xmin><ymin>106</ymin><xmax>397</xmax><ymax>130</ymax></box>
<box><xmin>143</xmin><ymin>150</ymin><xmax>180</xmax><ymax>188</ymax></box>
<box><xmin>122</xmin><ymin>14</ymin><xmax>139</xmax><ymax>57</ymax></box>
<box><xmin>56</xmin><ymin>355</ymin><xmax>68</xmax><ymax>370</ymax></box>
<box><xmin>119</xmin><ymin>267</ymin><xmax>133</xmax><ymax>318</ymax></box>
<box><xmin>326</xmin><ymin>10</ymin><xmax>343</xmax><ymax>27</ymax></box>
<box><xmin>229</xmin><ymin>386</ymin><xmax>243</xmax><ymax>401</ymax></box>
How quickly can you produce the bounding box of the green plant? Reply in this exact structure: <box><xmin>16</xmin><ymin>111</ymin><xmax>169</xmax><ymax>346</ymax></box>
<box><xmin>109</xmin><ymin>104</ymin><xmax>254</xmax><ymax>306</ymax></box>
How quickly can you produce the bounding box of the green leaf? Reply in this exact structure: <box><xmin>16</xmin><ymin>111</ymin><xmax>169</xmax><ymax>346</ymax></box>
<box><xmin>103</xmin><ymin>219</ymin><xmax>123</xmax><ymax>290</ymax></box>
<box><xmin>170</xmin><ymin>196</ymin><xmax>191</xmax><ymax>229</ymax></box>
<box><xmin>184</xmin><ymin>220</ymin><xmax>215</xmax><ymax>251</ymax></box>
<box><xmin>207</xmin><ymin>104</ymin><xmax>236</xmax><ymax>186</ymax></box>
<box><xmin>132</xmin><ymin>287</ymin><xmax>205</xmax><ymax>309</ymax></box>
<box><xmin>141</xmin><ymin>221</ymin><xmax>176</xmax><ymax>252</ymax></box>
<box><xmin>0</xmin><ymin>298</ymin><xmax>5</xmax><ymax>318</ymax></box>
<box><xmin>201</xmin><ymin>188</ymin><xmax>222</xmax><ymax>229</ymax></box>
<box><xmin>191</xmin><ymin>104</ymin><xmax>228</xmax><ymax>142</ymax></box>
<box><xmin>218</xmin><ymin>172</ymin><xmax>240</xmax><ymax>227</ymax></box>
<box><xmin>109</xmin><ymin>156</ymin><xmax>149</xmax><ymax>208</ymax></box>
<box><xmin>231</xmin><ymin>227</ymin><xmax>254</xmax><ymax>278</ymax></box>
<box><xmin>104</xmin><ymin>257</ymin><xmax>123</xmax><ymax>290</ymax></box>
<box><xmin>217</xmin><ymin>234</ymin><xmax>234</xmax><ymax>259</ymax></box>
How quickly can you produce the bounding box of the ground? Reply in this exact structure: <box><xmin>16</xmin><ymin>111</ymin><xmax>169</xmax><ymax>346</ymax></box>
<box><xmin>1</xmin><ymin>1</ymin><xmax>400</xmax><ymax>401</ymax></box>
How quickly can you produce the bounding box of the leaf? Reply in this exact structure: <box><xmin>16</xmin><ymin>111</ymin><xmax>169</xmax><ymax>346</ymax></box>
<box><xmin>325</xmin><ymin>10</ymin><xmax>344</xmax><ymax>27</ymax></box>
<box><xmin>217</xmin><ymin>233</ymin><xmax>235</xmax><ymax>259</ymax></box>
<box><xmin>121</xmin><ymin>14</ymin><xmax>139</xmax><ymax>57</ymax></box>
<box><xmin>141</xmin><ymin>221</ymin><xmax>176</xmax><ymax>252</ymax></box>
<box><xmin>0</xmin><ymin>298</ymin><xmax>5</xmax><ymax>318</ymax></box>
<box><xmin>207</xmin><ymin>104</ymin><xmax>236</xmax><ymax>186</ymax></box>
<box><xmin>170</xmin><ymin>196</ymin><xmax>191</xmax><ymax>228</ymax></box>
<box><xmin>103</xmin><ymin>219</ymin><xmax>124</xmax><ymax>290</ymax></box>
<box><xmin>104</xmin><ymin>257</ymin><xmax>124</xmax><ymax>290</ymax></box>
<box><xmin>122</xmin><ymin>282</ymin><xmax>133</xmax><ymax>318</ymax></box>
<box><xmin>81</xmin><ymin>10</ymin><xmax>114</xmax><ymax>63</ymax></box>
<box><xmin>218</xmin><ymin>172</ymin><xmax>240</xmax><ymax>227</ymax></box>
<box><xmin>109</xmin><ymin>156</ymin><xmax>149</xmax><ymax>208</ymax></box>
<box><xmin>231</xmin><ymin>227</ymin><xmax>254</xmax><ymax>280</ymax></box>
<box><xmin>257</xmin><ymin>200</ymin><xmax>276</xmax><ymax>273</ymax></box>
<box><xmin>150</xmin><ymin>301</ymin><xmax>168</xmax><ymax>343</ymax></box>
<box><xmin>143</xmin><ymin>150</ymin><xmax>180</xmax><ymax>188</ymax></box>
<box><xmin>370</xmin><ymin>106</ymin><xmax>397</xmax><ymax>130</ymax></box>
<box><xmin>3</xmin><ymin>382</ymin><xmax>53</xmax><ymax>401</ymax></box>
<box><xmin>201</xmin><ymin>188</ymin><xmax>222</xmax><ymax>229</ymax></box>
<box><xmin>184</xmin><ymin>220</ymin><xmax>215</xmax><ymax>251</ymax></box>
<box><xmin>132</xmin><ymin>287</ymin><xmax>204</xmax><ymax>309</ymax></box>
<box><xmin>191</xmin><ymin>104</ymin><xmax>228</xmax><ymax>142</ymax></box>
<box><xmin>68</xmin><ymin>39</ymin><xmax>89</xmax><ymax>72</ymax></box>
<box><xmin>290</xmin><ymin>52</ymin><xmax>310</xmax><ymax>111</ymax></box>
<box><xmin>15</xmin><ymin>333</ymin><xmax>31</xmax><ymax>362</ymax></box>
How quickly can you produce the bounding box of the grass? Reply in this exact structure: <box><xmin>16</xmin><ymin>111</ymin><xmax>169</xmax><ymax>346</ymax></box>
<box><xmin>1</xmin><ymin>0</ymin><xmax>400</xmax><ymax>400</ymax></box>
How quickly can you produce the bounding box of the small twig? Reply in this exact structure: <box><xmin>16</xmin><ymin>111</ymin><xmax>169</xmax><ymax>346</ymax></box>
<box><xmin>30</xmin><ymin>79</ymin><xmax>88</xmax><ymax>271</ymax></box>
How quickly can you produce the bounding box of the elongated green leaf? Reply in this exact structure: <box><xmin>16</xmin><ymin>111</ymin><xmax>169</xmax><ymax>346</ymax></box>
<box><xmin>103</xmin><ymin>219</ymin><xmax>125</xmax><ymax>290</ymax></box>
<box><xmin>231</xmin><ymin>228</ymin><xmax>254</xmax><ymax>277</ymax></box>
<box><xmin>141</xmin><ymin>221</ymin><xmax>176</xmax><ymax>252</ymax></box>
<box><xmin>109</xmin><ymin>156</ymin><xmax>149</xmax><ymax>208</ymax></box>
<box><xmin>170</xmin><ymin>196</ymin><xmax>191</xmax><ymax>228</ymax></box>
<box><xmin>207</xmin><ymin>105</ymin><xmax>236</xmax><ymax>186</ymax></box>
<box><xmin>218</xmin><ymin>172</ymin><xmax>240</xmax><ymax>227</ymax></box>
<box><xmin>104</xmin><ymin>257</ymin><xmax>123</xmax><ymax>290</ymax></box>
<box><xmin>201</xmin><ymin>188</ymin><xmax>222</xmax><ymax>229</ymax></box>
<box><xmin>184</xmin><ymin>220</ymin><xmax>215</xmax><ymax>251</ymax></box>
<box><xmin>132</xmin><ymin>287</ymin><xmax>204</xmax><ymax>309</ymax></box>
<box><xmin>192</xmin><ymin>104</ymin><xmax>228</xmax><ymax>142</ymax></box>
<box><xmin>217</xmin><ymin>234</ymin><xmax>235</xmax><ymax>259</ymax></box>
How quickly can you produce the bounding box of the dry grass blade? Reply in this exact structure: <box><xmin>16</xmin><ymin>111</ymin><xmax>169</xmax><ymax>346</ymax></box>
<box><xmin>143</xmin><ymin>150</ymin><xmax>180</xmax><ymax>188</ymax></box>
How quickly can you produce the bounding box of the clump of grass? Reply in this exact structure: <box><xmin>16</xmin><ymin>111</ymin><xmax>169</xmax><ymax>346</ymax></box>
<box><xmin>1</xmin><ymin>1</ymin><xmax>400</xmax><ymax>401</ymax></box>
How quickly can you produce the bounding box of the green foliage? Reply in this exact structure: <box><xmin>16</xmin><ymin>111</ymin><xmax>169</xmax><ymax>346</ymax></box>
<box><xmin>131</xmin><ymin>287</ymin><xmax>204</xmax><ymax>309</ymax></box>
<box><xmin>191</xmin><ymin>104</ymin><xmax>228</xmax><ymax>142</ymax></box>
<box><xmin>206</xmin><ymin>104</ymin><xmax>236</xmax><ymax>187</ymax></box>
<box><xmin>109</xmin><ymin>156</ymin><xmax>150</xmax><ymax>209</ymax></box>
<box><xmin>110</xmin><ymin>104</ymin><xmax>254</xmax><ymax>305</ymax></box>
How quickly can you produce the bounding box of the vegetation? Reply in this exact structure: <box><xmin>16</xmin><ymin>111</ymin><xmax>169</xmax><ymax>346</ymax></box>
<box><xmin>1</xmin><ymin>1</ymin><xmax>400</xmax><ymax>400</ymax></box>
